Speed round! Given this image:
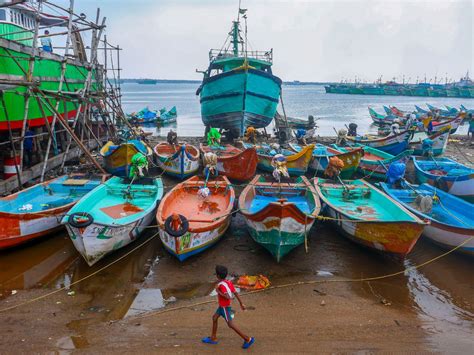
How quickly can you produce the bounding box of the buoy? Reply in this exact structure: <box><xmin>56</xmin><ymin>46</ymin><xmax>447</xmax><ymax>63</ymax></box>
<box><xmin>3</xmin><ymin>153</ymin><xmax>20</xmax><ymax>179</ymax></box>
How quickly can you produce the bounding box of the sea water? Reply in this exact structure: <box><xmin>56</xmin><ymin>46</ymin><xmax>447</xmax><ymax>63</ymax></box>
<box><xmin>120</xmin><ymin>82</ymin><xmax>470</xmax><ymax>137</ymax></box>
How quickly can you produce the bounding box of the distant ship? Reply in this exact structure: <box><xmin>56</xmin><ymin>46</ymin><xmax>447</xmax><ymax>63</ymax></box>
<box><xmin>137</xmin><ymin>79</ymin><xmax>158</xmax><ymax>85</ymax></box>
<box><xmin>196</xmin><ymin>7</ymin><xmax>282</xmax><ymax>137</ymax></box>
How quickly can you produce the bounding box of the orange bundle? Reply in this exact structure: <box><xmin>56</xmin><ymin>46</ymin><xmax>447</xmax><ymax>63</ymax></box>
<box><xmin>236</xmin><ymin>275</ymin><xmax>271</xmax><ymax>290</ymax></box>
<box><xmin>324</xmin><ymin>156</ymin><xmax>345</xmax><ymax>178</ymax></box>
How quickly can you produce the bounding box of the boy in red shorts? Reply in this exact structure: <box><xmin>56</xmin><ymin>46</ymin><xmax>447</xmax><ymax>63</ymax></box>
<box><xmin>202</xmin><ymin>265</ymin><xmax>255</xmax><ymax>349</ymax></box>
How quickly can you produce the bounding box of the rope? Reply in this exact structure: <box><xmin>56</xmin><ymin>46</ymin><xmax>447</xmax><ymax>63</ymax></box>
<box><xmin>132</xmin><ymin>236</ymin><xmax>474</xmax><ymax>321</ymax></box>
<box><xmin>0</xmin><ymin>231</ymin><xmax>159</xmax><ymax>313</ymax></box>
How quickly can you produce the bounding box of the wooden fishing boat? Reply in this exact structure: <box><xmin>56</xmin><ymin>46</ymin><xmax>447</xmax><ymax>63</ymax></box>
<box><xmin>239</xmin><ymin>175</ymin><xmax>320</xmax><ymax>261</ymax></box>
<box><xmin>415</xmin><ymin>105</ymin><xmax>429</xmax><ymax>114</ymax></box>
<box><xmin>289</xmin><ymin>143</ymin><xmax>362</xmax><ymax>179</ymax></box>
<box><xmin>380</xmin><ymin>182</ymin><xmax>474</xmax><ymax>256</ymax></box>
<box><xmin>242</xmin><ymin>143</ymin><xmax>314</xmax><ymax>176</ymax></box>
<box><xmin>199</xmin><ymin>144</ymin><xmax>258</xmax><ymax>181</ymax></box>
<box><xmin>333</xmin><ymin>145</ymin><xmax>412</xmax><ymax>180</ymax></box>
<box><xmin>314</xmin><ymin>178</ymin><xmax>426</xmax><ymax>257</ymax></box>
<box><xmin>154</xmin><ymin>142</ymin><xmax>200</xmax><ymax>179</ymax></box>
<box><xmin>62</xmin><ymin>176</ymin><xmax>163</xmax><ymax>266</ymax></box>
<box><xmin>100</xmin><ymin>140</ymin><xmax>153</xmax><ymax>177</ymax></box>
<box><xmin>156</xmin><ymin>176</ymin><xmax>234</xmax><ymax>261</ymax></box>
<box><xmin>157</xmin><ymin>106</ymin><xmax>177</xmax><ymax>124</ymax></box>
<box><xmin>0</xmin><ymin>174</ymin><xmax>106</xmax><ymax>250</ymax></box>
<box><xmin>347</xmin><ymin>129</ymin><xmax>414</xmax><ymax>155</ymax></box>
<box><xmin>274</xmin><ymin>112</ymin><xmax>316</xmax><ymax>130</ymax></box>
<box><xmin>426</xmin><ymin>103</ymin><xmax>458</xmax><ymax>117</ymax></box>
<box><xmin>128</xmin><ymin>107</ymin><xmax>158</xmax><ymax>124</ymax></box>
<box><xmin>413</xmin><ymin>157</ymin><xmax>474</xmax><ymax>202</ymax></box>
<box><xmin>409</xmin><ymin>127</ymin><xmax>450</xmax><ymax>156</ymax></box>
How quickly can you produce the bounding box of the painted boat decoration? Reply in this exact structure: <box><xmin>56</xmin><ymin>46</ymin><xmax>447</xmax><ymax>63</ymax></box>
<box><xmin>333</xmin><ymin>145</ymin><xmax>412</xmax><ymax>180</ymax></box>
<box><xmin>0</xmin><ymin>175</ymin><xmax>106</xmax><ymax>250</ymax></box>
<box><xmin>62</xmin><ymin>176</ymin><xmax>163</xmax><ymax>266</ymax></box>
<box><xmin>289</xmin><ymin>143</ymin><xmax>362</xmax><ymax>179</ymax></box>
<box><xmin>196</xmin><ymin>8</ymin><xmax>282</xmax><ymax>136</ymax></box>
<box><xmin>242</xmin><ymin>143</ymin><xmax>314</xmax><ymax>176</ymax></box>
<box><xmin>347</xmin><ymin>129</ymin><xmax>414</xmax><ymax>155</ymax></box>
<box><xmin>314</xmin><ymin>178</ymin><xmax>426</xmax><ymax>257</ymax></box>
<box><xmin>100</xmin><ymin>140</ymin><xmax>153</xmax><ymax>177</ymax></box>
<box><xmin>199</xmin><ymin>144</ymin><xmax>258</xmax><ymax>181</ymax></box>
<box><xmin>409</xmin><ymin>127</ymin><xmax>450</xmax><ymax>156</ymax></box>
<box><xmin>380</xmin><ymin>182</ymin><xmax>474</xmax><ymax>256</ymax></box>
<box><xmin>239</xmin><ymin>175</ymin><xmax>320</xmax><ymax>261</ymax></box>
<box><xmin>413</xmin><ymin>157</ymin><xmax>474</xmax><ymax>202</ymax></box>
<box><xmin>156</xmin><ymin>176</ymin><xmax>234</xmax><ymax>261</ymax></box>
<box><xmin>157</xmin><ymin>106</ymin><xmax>177</xmax><ymax>124</ymax></box>
<box><xmin>154</xmin><ymin>142</ymin><xmax>200</xmax><ymax>180</ymax></box>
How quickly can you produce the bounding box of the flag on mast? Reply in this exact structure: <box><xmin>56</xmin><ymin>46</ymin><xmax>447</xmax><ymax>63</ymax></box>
<box><xmin>239</xmin><ymin>8</ymin><xmax>247</xmax><ymax>14</ymax></box>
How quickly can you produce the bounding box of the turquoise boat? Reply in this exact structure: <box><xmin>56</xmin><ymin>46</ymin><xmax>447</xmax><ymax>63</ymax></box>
<box><xmin>62</xmin><ymin>177</ymin><xmax>163</xmax><ymax>266</ymax></box>
<box><xmin>380</xmin><ymin>182</ymin><xmax>474</xmax><ymax>256</ymax></box>
<box><xmin>157</xmin><ymin>106</ymin><xmax>177</xmax><ymax>124</ymax></box>
<box><xmin>196</xmin><ymin>8</ymin><xmax>282</xmax><ymax>136</ymax></box>
<box><xmin>239</xmin><ymin>175</ymin><xmax>320</xmax><ymax>261</ymax></box>
<box><xmin>0</xmin><ymin>174</ymin><xmax>106</xmax><ymax>249</ymax></box>
<box><xmin>361</xmin><ymin>85</ymin><xmax>384</xmax><ymax>95</ymax></box>
<box><xmin>413</xmin><ymin>157</ymin><xmax>474</xmax><ymax>203</ymax></box>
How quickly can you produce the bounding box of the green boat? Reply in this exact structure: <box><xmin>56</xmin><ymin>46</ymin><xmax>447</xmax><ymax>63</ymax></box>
<box><xmin>361</xmin><ymin>85</ymin><xmax>384</xmax><ymax>95</ymax></box>
<box><xmin>239</xmin><ymin>175</ymin><xmax>321</xmax><ymax>262</ymax></box>
<box><xmin>0</xmin><ymin>4</ymin><xmax>101</xmax><ymax>131</ymax></box>
<box><xmin>196</xmin><ymin>7</ymin><xmax>282</xmax><ymax>136</ymax></box>
<box><xmin>445</xmin><ymin>87</ymin><xmax>459</xmax><ymax>97</ymax></box>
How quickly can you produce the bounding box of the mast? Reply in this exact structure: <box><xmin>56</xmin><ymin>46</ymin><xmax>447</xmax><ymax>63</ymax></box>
<box><xmin>231</xmin><ymin>20</ymin><xmax>239</xmax><ymax>56</ymax></box>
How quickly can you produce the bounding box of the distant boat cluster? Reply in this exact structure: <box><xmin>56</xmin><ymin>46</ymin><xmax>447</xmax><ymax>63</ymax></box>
<box><xmin>325</xmin><ymin>73</ymin><xmax>474</xmax><ymax>98</ymax></box>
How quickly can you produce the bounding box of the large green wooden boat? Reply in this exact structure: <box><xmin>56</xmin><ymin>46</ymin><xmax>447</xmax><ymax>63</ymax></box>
<box><xmin>0</xmin><ymin>3</ymin><xmax>101</xmax><ymax>131</ymax></box>
<box><xmin>196</xmin><ymin>8</ymin><xmax>282</xmax><ymax>136</ymax></box>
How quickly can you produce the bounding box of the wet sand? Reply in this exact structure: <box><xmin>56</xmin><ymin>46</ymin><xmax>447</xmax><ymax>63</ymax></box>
<box><xmin>0</xmin><ymin>135</ymin><xmax>472</xmax><ymax>353</ymax></box>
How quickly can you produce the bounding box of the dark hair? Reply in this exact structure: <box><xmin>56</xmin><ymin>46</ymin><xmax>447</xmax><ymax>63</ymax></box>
<box><xmin>215</xmin><ymin>265</ymin><xmax>228</xmax><ymax>279</ymax></box>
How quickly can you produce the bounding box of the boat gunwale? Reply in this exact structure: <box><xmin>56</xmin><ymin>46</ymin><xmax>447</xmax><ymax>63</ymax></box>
<box><xmin>154</xmin><ymin>142</ymin><xmax>200</xmax><ymax>161</ymax></box>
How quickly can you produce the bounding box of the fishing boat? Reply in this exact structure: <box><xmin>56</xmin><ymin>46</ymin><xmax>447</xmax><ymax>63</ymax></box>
<box><xmin>199</xmin><ymin>144</ymin><xmax>258</xmax><ymax>181</ymax></box>
<box><xmin>426</xmin><ymin>104</ymin><xmax>458</xmax><ymax>117</ymax></box>
<box><xmin>0</xmin><ymin>174</ymin><xmax>106</xmax><ymax>249</ymax></box>
<box><xmin>380</xmin><ymin>182</ymin><xmax>474</xmax><ymax>256</ymax></box>
<box><xmin>409</xmin><ymin>127</ymin><xmax>450</xmax><ymax>156</ymax></box>
<box><xmin>347</xmin><ymin>129</ymin><xmax>414</xmax><ymax>155</ymax></box>
<box><xmin>413</xmin><ymin>157</ymin><xmax>474</xmax><ymax>202</ymax></box>
<box><xmin>157</xmin><ymin>106</ymin><xmax>177</xmax><ymax>124</ymax></box>
<box><xmin>196</xmin><ymin>7</ymin><xmax>282</xmax><ymax>136</ymax></box>
<box><xmin>62</xmin><ymin>176</ymin><xmax>163</xmax><ymax>266</ymax></box>
<box><xmin>156</xmin><ymin>176</ymin><xmax>234</xmax><ymax>261</ymax></box>
<box><xmin>154</xmin><ymin>142</ymin><xmax>200</xmax><ymax>179</ymax></box>
<box><xmin>242</xmin><ymin>143</ymin><xmax>314</xmax><ymax>176</ymax></box>
<box><xmin>239</xmin><ymin>175</ymin><xmax>320</xmax><ymax>261</ymax></box>
<box><xmin>100</xmin><ymin>140</ymin><xmax>153</xmax><ymax>177</ymax></box>
<box><xmin>289</xmin><ymin>143</ymin><xmax>362</xmax><ymax>179</ymax></box>
<box><xmin>314</xmin><ymin>178</ymin><xmax>426</xmax><ymax>257</ymax></box>
<box><xmin>368</xmin><ymin>107</ymin><xmax>394</xmax><ymax>125</ymax></box>
<box><xmin>333</xmin><ymin>145</ymin><xmax>412</xmax><ymax>180</ymax></box>
<box><xmin>415</xmin><ymin>105</ymin><xmax>429</xmax><ymax>115</ymax></box>
<box><xmin>128</xmin><ymin>107</ymin><xmax>158</xmax><ymax>124</ymax></box>
<box><xmin>274</xmin><ymin>112</ymin><xmax>316</xmax><ymax>130</ymax></box>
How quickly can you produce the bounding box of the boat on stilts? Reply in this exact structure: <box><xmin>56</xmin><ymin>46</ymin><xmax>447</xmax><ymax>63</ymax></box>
<box><xmin>314</xmin><ymin>178</ymin><xmax>426</xmax><ymax>257</ymax></box>
<box><xmin>413</xmin><ymin>157</ymin><xmax>474</xmax><ymax>202</ymax></box>
<box><xmin>156</xmin><ymin>176</ymin><xmax>234</xmax><ymax>261</ymax></box>
<box><xmin>154</xmin><ymin>142</ymin><xmax>200</xmax><ymax>179</ymax></box>
<box><xmin>62</xmin><ymin>176</ymin><xmax>163</xmax><ymax>266</ymax></box>
<box><xmin>0</xmin><ymin>174</ymin><xmax>106</xmax><ymax>249</ymax></box>
<box><xmin>199</xmin><ymin>144</ymin><xmax>258</xmax><ymax>181</ymax></box>
<box><xmin>239</xmin><ymin>175</ymin><xmax>321</xmax><ymax>261</ymax></box>
<box><xmin>380</xmin><ymin>182</ymin><xmax>474</xmax><ymax>256</ymax></box>
<box><xmin>289</xmin><ymin>143</ymin><xmax>363</xmax><ymax>179</ymax></box>
<box><xmin>100</xmin><ymin>140</ymin><xmax>153</xmax><ymax>177</ymax></box>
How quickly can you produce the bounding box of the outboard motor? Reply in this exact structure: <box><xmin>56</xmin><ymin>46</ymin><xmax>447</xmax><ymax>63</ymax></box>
<box><xmin>348</xmin><ymin>123</ymin><xmax>358</xmax><ymax>137</ymax></box>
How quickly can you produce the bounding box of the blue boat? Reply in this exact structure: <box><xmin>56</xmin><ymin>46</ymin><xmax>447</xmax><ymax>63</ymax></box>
<box><xmin>157</xmin><ymin>106</ymin><xmax>177</xmax><ymax>124</ymax></box>
<box><xmin>196</xmin><ymin>8</ymin><xmax>282</xmax><ymax>136</ymax></box>
<box><xmin>413</xmin><ymin>157</ymin><xmax>474</xmax><ymax>202</ymax></box>
<box><xmin>347</xmin><ymin>129</ymin><xmax>414</xmax><ymax>155</ymax></box>
<box><xmin>380</xmin><ymin>182</ymin><xmax>474</xmax><ymax>256</ymax></box>
<box><xmin>415</xmin><ymin>105</ymin><xmax>429</xmax><ymax>114</ymax></box>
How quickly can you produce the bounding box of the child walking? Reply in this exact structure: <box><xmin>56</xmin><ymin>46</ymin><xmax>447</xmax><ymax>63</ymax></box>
<box><xmin>202</xmin><ymin>265</ymin><xmax>255</xmax><ymax>349</ymax></box>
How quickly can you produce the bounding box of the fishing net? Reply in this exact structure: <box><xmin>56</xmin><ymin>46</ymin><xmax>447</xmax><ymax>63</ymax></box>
<box><xmin>324</xmin><ymin>156</ymin><xmax>344</xmax><ymax>178</ymax></box>
<box><xmin>386</xmin><ymin>162</ymin><xmax>406</xmax><ymax>184</ymax></box>
<box><xmin>236</xmin><ymin>275</ymin><xmax>271</xmax><ymax>290</ymax></box>
<box><xmin>271</xmin><ymin>154</ymin><xmax>289</xmax><ymax>181</ymax></box>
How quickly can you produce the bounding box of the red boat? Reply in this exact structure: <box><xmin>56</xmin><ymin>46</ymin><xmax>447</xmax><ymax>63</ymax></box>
<box><xmin>199</xmin><ymin>144</ymin><xmax>258</xmax><ymax>181</ymax></box>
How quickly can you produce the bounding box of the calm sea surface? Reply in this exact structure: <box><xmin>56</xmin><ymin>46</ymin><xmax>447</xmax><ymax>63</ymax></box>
<box><xmin>120</xmin><ymin>82</ymin><xmax>470</xmax><ymax>137</ymax></box>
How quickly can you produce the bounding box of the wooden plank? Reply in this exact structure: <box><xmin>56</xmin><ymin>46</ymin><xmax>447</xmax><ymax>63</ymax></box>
<box><xmin>0</xmin><ymin>140</ymin><xmax>99</xmax><ymax>195</ymax></box>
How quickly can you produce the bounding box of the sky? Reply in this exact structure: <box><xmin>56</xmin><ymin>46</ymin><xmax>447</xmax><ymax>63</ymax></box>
<box><xmin>51</xmin><ymin>0</ymin><xmax>473</xmax><ymax>83</ymax></box>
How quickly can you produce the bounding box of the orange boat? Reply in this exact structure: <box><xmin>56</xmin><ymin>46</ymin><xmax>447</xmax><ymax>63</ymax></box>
<box><xmin>156</xmin><ymin>176</ymin><xmax>235</xmax><ymax>261</ymax></box>
<box><xmin>199</xmin><ymin>144</ymin><xmax>257</xmax><ymax>181</ymax></box>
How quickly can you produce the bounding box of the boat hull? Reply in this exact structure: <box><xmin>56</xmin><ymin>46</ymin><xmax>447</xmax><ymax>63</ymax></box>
<box><xmin>199</xmin><ymin>68</ymin><xmax>281</xmax><ymax>135</ymax></box>
<box><xmin>65</xmin><ymin>212</ymin><xmax>155</xmax><ymax>266</ymax></box>
<box><xmin>255</xmin><ymin>145</ymin><xmax>314</xmax><ymax>176</ymax></box>
<box><xmin>159</xmin><ymin>219</ymin><xmax>231</xmax><ymax>261</ymax></box>
<box><xmin>310</xmin><ymin>149</ymin><xmax>362</xmax><ymax>179</ymax></box>
<box><xmin>100</xmin><ymin>141</ymin><xmax>152</xmax><ymax>177</ymax></box>
<box><xmin>357</xmin><ymin>149</ymin><xmax>412</xmax><ymax>180</ymax></box>
<box><xmin>409</xmin><ymin>130</ymin><xmax>450</xmax><ymax>156</ymax></box>
<box><xmin>349</xmin><ymin>130</ymin><xmax>413</xmax><ymax>155</ymax></box>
